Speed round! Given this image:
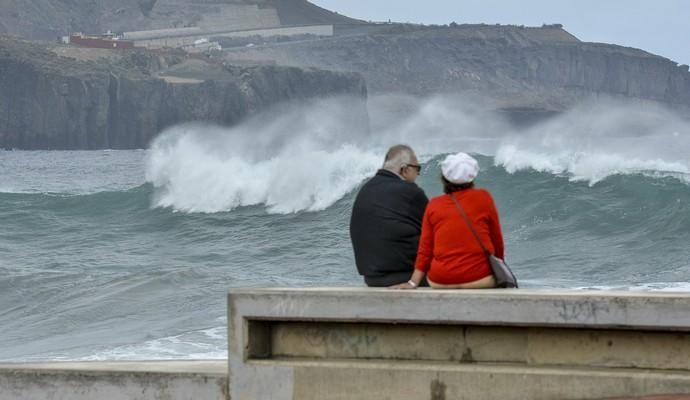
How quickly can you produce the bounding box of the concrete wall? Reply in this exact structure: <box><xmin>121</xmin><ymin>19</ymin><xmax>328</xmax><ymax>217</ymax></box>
<box><xmin>227</xmin><ymin>288</ymin><xmax>690</xmax><ymax>400</ymax></box>
<box><xmin>123</xmin><ymin>27</ymin><xmax>202</xmax><ymax>40</ymax></box>
<box><xmin>0</xmin><ymin>361</ymin><xmax>226</xmax><ymax>400</ymax></box>
<box><xmin>2</xmin><ymin>289</ymin><xmax>689</xmax><ymax>399</ymax></box>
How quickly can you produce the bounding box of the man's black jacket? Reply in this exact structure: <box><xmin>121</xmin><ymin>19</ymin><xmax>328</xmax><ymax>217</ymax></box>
<box><xmin>349</xmin><ymin>169</ymin><xmax>428</xmax><ymax>286</ymax></box>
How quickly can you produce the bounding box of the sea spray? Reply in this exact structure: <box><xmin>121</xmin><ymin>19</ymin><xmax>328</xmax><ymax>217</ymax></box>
<box><xmin>367</xmin><ymin>93</ymin><xmax>512</xmax><ymax>157</ymax></box>
<box><xmin>144</xmin><ymin>95</ymin><xmax>516</xmax><ymax>213</ymax></box>
<box><xmin>145</xmin><ymin>95</ymin><xmax>690</xmax><ymax>215</ymax></box>
<box><xmin>146</xmin><ymin>132</ymin><xmax>379</xmax><ymax>214</ymax></box>
<box><xmin>145</xmin><ymin>97</ymin><xmax>380</xmax><ymax>213</ymax></box>
<box><xmin>495</xmin><ymin>100</ymin><xmax>690</xmax><ymax>185</ymax></box>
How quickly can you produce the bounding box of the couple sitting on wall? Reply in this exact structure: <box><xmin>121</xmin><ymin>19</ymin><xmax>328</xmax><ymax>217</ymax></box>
<box><xmin>350</xmin><ymin>144</ymin><xmax>504</xmax><ymax>289</ymax></box>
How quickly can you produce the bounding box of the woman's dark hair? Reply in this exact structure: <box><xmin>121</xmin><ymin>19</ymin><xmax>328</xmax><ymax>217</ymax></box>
<box><xmin>442</xmin><ymin>175</ymin><xmax>475</xmax><ymax>194</ymax></box>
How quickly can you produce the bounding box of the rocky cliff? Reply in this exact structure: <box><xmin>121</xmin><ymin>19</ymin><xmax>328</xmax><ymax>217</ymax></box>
<box><xmin>223</xmin><ymin>24</ymin><xmax>690</xmax><ymax>114</ymax></box>
<box><xmin>2</xmin><ymin>2</ymin><xmax>689</xmax><ymax>150</ymax></box>
<box><xmin>0</xmin><ymin>37</ymin><xmax>367</xmax><ymax>149</ymax></box>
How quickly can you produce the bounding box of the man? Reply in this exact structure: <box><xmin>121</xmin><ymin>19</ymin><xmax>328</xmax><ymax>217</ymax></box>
<box><xmin>350</xmin><ymin>144</ymin><xmax>429</xmax><ymax>287</ymax></box>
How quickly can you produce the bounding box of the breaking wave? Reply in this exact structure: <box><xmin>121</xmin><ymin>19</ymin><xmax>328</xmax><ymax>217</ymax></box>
<box><xmin>145</xmin><ymin>96</ymin><xmax>690</xmax><ymax>214</ymax></box>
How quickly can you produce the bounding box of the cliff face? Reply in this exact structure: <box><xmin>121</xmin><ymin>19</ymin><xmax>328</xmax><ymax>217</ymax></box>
<box><xmin>3</xmin><ymin>3</ymin><xmax>688</xmax><ymax>150</ymax></box>
<box><xmin>0</xmin><ymin>38</ymin><xmax>367</xmax><ymax>149</ymax></box>
<box><xmin>223</xmin><ymin>24</ymin><xmax>690</xmax><ymax>113</ymax></box>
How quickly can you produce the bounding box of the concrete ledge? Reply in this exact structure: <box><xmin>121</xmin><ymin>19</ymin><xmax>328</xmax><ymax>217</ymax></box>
<box><xmin>227</xmin><ymin>288</ymin><xmax>690</xmax><ymax>400</ymax></box>
<box><xmin>229</xmin><ymin>288</ymin><xmax>690</xmax><ymax>330</ymax></box>
<box><xmin>3</xmin><ymin>290</ymin><xmax>689</xmax><ymax>399</ymax></box>
<box><xmin>0</xmin><ymin>361</ymin><xmax>226</xmax><ymax>400</ymax></box>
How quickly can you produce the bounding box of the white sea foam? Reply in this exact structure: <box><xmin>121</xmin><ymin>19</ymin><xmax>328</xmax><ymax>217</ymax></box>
<box><xmin>146</xmin><ymin>97</ymin><xmax>384</xmax><ymax>214</ymax></box>
<box><xmin>497</xmin><ymin>145</ymin><xmax>690</xmax><ymax>185</ymax></box>
<box><xmin>367</xmin><ymin>94</ymin><xmax>510</xmax><ymax>156</ymax></box>
<box><xmin>144</xmin><ymin>95</ymin><xmax>513</xmax><ymax>214</ymax></box>
<box><xmin>495</xmin><ymin>100</ymin><xmax>690</xmax><ymax>185</ymax></box>
<box><xmin>145</xmin><ymin>96</ymin><xmax>690</xmax><ymax>214</ymax></box>
<box><xmin>78</xmin><ymin>326</ymin><xmax>228</xmax><ymax>361</ymax></box>
<box><xmin>146</xmin><ymin>125</ymin><xmax>381</xmax><ymax>214</ymax></box>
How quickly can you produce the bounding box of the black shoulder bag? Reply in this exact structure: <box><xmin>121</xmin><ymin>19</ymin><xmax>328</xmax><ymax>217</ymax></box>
<box><xmin>448</xmin><ymin>194</ymin><xmax>518</xmax><ymax>288</ymax></box>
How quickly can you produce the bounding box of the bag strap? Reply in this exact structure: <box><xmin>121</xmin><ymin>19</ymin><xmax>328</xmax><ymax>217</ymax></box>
<box><xmin>448</xmin><ymin>193</ymin><xmax>491</xmax><ymax>256</ymax></box>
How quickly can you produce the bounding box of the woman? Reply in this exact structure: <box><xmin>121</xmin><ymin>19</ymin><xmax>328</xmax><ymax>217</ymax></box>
<box><xmin>393</xmin><ymin>152</ymin><xmax>504</xmax><ymax>289</ymax></box>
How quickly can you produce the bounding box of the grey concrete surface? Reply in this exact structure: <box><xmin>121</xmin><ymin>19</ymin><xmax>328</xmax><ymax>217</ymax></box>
<box><xmin>268</xmin><ymin>322</ymin><xmax>690</xmax><ymax>370</ymax></box>
<box><xmin>603</xmin><ymin>396</ymin><xmax>690</xmax><ymax>400</ymax></box>
<box><xmin>0</xmin><ymin>360</ymin><xmax>226</xmax><ymax>373</ymax></box>
<box><xmin>281</xmin><ymin>359</ymin><xmax>690</xmax><ymax>400</ymax></box>
<box><xmin>228</xmin><ymin>288</ymin><xmax>690</xmax><ymax>330</ymax></box>
<box><xmin>227</xmin><ymin>288</ymin><xmax>690</xmax><ymax>400</ymax></box>
<box><xmin>3</xmin><ymin>289</ymin><xmax>689</xmax><ymax>399</ymax></box>
<box><xmin>0</xmin><ymin>361</ymin><xmax>226</xmax><ymax>400</ymax></box>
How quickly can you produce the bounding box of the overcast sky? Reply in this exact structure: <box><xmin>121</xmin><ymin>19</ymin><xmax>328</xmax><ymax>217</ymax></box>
<box><xmin>312</xmin><ymin>0</ymin><xmax>689</xmax><ymax>65</ymax></box>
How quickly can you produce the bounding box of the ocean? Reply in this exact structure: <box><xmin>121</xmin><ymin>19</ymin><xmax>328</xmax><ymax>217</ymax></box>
<box><xmin>1</xmin><ymin>96</ymin><xmax>689</xmax><ymax>361</ymax></box>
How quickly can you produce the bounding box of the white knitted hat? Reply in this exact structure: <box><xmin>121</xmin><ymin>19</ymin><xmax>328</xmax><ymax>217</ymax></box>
<box><xmin>441</xmin><ymin>152</ymin><xmax>479</xmax><ymax>184</ymax></box>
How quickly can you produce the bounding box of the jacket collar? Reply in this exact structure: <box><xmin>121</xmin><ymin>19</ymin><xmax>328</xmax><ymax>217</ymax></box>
<box><xmin>377</xmin><ymin>169</ymin><xmax>404</xmax><ymax>180</ymax></box>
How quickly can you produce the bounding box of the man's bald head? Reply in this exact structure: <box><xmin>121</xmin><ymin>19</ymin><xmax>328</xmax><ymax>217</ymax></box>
<box><xmin>382</xmin><ymin>144</ymin><xmax>420</xmax><ymax>183</ymax></box>
<box><xmin>383</xmin><ymin>145</ymin><xmax>414</xmax><ymax>170</ymax></box>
